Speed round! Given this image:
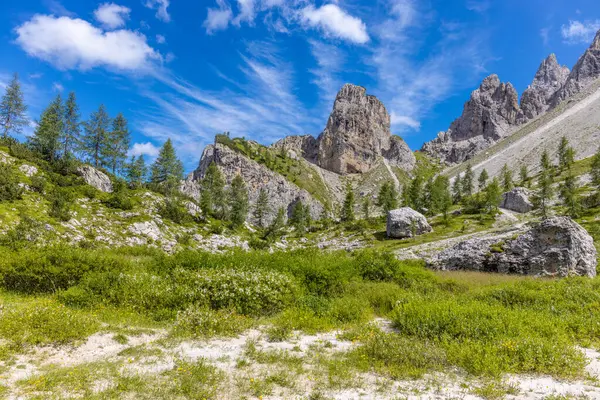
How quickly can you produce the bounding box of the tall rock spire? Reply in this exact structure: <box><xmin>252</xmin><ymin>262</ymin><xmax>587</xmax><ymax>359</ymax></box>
<box><xmin>520</xmin><ymin>54</ymin><xmax>570</xmax><ymax>120</ymax></box>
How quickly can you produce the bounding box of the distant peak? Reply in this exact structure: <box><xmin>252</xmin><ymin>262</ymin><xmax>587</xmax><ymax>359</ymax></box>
<box><xmin>592</xmin><ymin>29</ymin><xmax>600</xmax><ymax>50</ymax></box>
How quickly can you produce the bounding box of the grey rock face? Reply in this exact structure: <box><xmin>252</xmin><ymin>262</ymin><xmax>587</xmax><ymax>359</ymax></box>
<box><xmin>317</xmin><ymin>84</ymin><xmax>415</xmax><ymax>174</ymax></box>
<box><xmin>387</xmin><ymin>207</ymin><xmax>432</xmax><ymax>239</ymax></box>
<box><xmin>521</xmin><ymin>54</ymin><xmax>570</xmax><ymax>120</ymax></box>
<box><xmin>271</xmin><ymin>135</ymin><xmax>319</xmax><ymax>162</ymax></box>
<box><xmin>182</xmin><ymin>143</ymin><xmax>324</xmax><ymax>225</ymax></box>
<box><xmin>19</xmin><ymin>164</ymin><xmax>38</xmax><ymax>177</ymax></box>
<box><xmin>76</xmin><ymin>165</ymin><xmax>113</xmax><ymax>193</ymax></box>
<box><xmin>421</xmin><ymin>75</ymin><xmax>523</xmax><ymax>165</ymax></box>
<box><xmin>384</xmin><ymin>136</ymin><xmax>417</xmax><ymax>170</ymax></box>
<box><xmin>500</xmin><ymin>187</ymin><xmax>534</xmax><ymax>213</ymax></box>
<box><xmin>553</xmin><ymin>29</ymin><xmax>600</xmax><ymax>105</ymax></box>
<box><xmin>429</xmin><ymin>217</ymin><xmax>597</xmax><ymax>277</ymax></box>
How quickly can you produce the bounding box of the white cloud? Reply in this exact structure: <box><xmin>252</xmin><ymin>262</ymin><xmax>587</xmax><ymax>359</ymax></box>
<box><xmin>52</xmin><ymin>82</ymin><xmax>64</xmax><ymax>92</ymax></box>
<box><xmin>94</xmin><ymin>3</ymin><xmax>131</xmax><ymax>29</ymax></box>
<box><xmin>15</xmin><ymin>15</ymin><xmax>160</xmax><ymax>72</ymax></box>
<box><xmin>129</xmin><ymin>142</ymin><xmax>160</xmax><ymax>157</ymax></box>
<box><xmin>233</xmin><ymin>0</ymin><xmax>256</xmax><ymax>26</ymax></box>
<box><xmin>156</xmin><ymin>34</ymin><xmax>166</xmax><ymax>44</ymax></box>
<box><xmin>308</xmin><ymin>39</ymin><xmax>345</xmax><ymax>109</ymax></box>
<box><xmin>144</xmin><ymin>0</ymin><xmax>170</xmax><ymax>23</ymax></box>
<box><xmin>204</xmin><ymin>0</ymin><xmax>233</xmax><ymax>34</ymax></box>
<box><xmin>300</xmin><ymin>4</ymin><xmax>369</xmax><ymax>44</ymax></box>
<box><xmin>540</xmin><ymin>27</ymin><xmax>550</xmax><ymax>46</ymax></box>
<box><xmin>466</xmin><ymin>0</ymin><xmax>491</xmax><ymax>13</ymax></box>
<box><xmin>561</xmin><ymin>20</ymin><xmax>600</xmax><ymax>44</ymax></box>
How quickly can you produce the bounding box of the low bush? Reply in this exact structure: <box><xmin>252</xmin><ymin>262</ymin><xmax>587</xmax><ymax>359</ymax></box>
<box><xmin>48</xmin><ymin>187</ymin><xmax>73</xmax><ymax>221</ymax></box>
<box><xmin>174</xmin><ymin>305</ymin><xmax>253</xmax><ymax>337</ymax></box>
<box><xmin>0</xmin><ymin>163</ymin><xmax>23</xmax><ymax>201</ymax></box>
<box><xmin>158</xmin><ymin>196</ymin><xmax>191</xmax><ymax>224</ymax></box>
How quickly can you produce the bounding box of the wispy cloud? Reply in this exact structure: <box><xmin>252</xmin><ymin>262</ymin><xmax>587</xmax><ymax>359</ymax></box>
<box><xmin>307</xmin><ymin>39</ymin><xmax>346</xmax><ymax>111</ymax></box>
<box><xmin>204</xmin><ymin>0</ymin><xmax>233</xmax><ymax>34</ymax></box>
<box><xmin>561</xmin><ymin>20</ymin><xmax>600</xmax><ymax>44</ymax></box>
<box><xmin>94</xmin><ymin>3</ymin><xmax>131</xmax><ymax>29</ymax></box>
<box><xmin>466</xmin><ymin>0</ymin><xmax>491</xmax><ymax>13</ymax></box>
<box><xmin>144</xmin><ymin>0</ymin><xmax>171</xmax><ymax>23</ymax></box>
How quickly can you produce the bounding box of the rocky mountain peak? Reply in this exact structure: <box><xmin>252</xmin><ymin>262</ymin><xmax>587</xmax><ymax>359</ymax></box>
<box><xmin>316</xmin><ymin>83</ymin><xmax>414</xmax><ymax>175</ymax></box>
<box><xmin>520</xmin><ymin>53</ymin><xmax>570</xmax><ymax>120</ymax></box>
<box><xmin>591</xmin><ymin>29</ymin><xmax>600</xmax><ymax>50</ymax></box>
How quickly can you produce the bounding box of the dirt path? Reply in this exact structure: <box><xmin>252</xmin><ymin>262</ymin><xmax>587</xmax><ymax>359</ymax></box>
<box><xmin>383</xmin><ymin>158</ymin><xmax>401</xmax><ymax>190</ymax></box>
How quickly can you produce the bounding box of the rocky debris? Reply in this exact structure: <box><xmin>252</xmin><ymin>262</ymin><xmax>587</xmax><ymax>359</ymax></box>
<box><xmin>182</xmin><ymin>143</ymin><xmax>324</xmax><ymax>225</ymax></box>
<box><xmin>19</xmin><ymin>164</ymin><xmax>38</xmax><ymax>177</ymax></box>
<box><xmin>387</xmin><ymin>208</ymin><xmax>432</xmax><ymax>239</ymax></box>
<box><xmin>520</xmin><ymin>54</ymin><xmax>570</xmax><ymax>120</ymax></box>
<box><xmin>76</xmin><ymin>165</ymin><xmax>113</xmax><ymax>193</ymax></box>
<box><xmin>193</xmin><ymin>233</ymin><xmax>250</xmax><ymax>253</ymax></box>
<box><xmin>184</xmin><ymin>201</ymin><xmax>201</xmax><ymax>217</ymax></box>
<box><xmin>179</xmin><ymin>178</ymin><xmax>201</xmax><ymax>201</ymax></box>
<box><xmin>0</xmin><ymin>150</ymin><xmax>13</xmax><ymax>164</ymax></box>
<box><xmin>500</xmin><ymin>187</ymin><xmax>534</xmax><ymax>213</ymax></box>
<box><xmin>271</xmin><ymin>135</ymin><xmax>318</xmax><ymax>162</ymax></box>
<box><xmin>129</xmin><ymin>220</ymin><xmax>162</xmax><ymax>242</ymax></box>
<box><xmin>553</xmin><ymin>29</ymin><xmax>600</xmax><ymax>106</ymax></box>
<box><xmin>421</xmin><ymin>75</ymin><xmax>523</xmax><ymax>165</ymax></box>
<box><xmin>316</xmin><ymin>84</ymin><xmax>415</xmax><ymax>175</ymax></box>
<box><xmin>429</xmin><ymin>217</ymin><xmax>597</xmax><ymax>277</ymax></box>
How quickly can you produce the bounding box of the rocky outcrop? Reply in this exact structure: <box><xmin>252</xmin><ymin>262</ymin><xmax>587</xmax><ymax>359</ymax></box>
<box><xmin>271</xmin><ymin>135</ymin><xmax>319</xmax><ymax>162</ymax></box>
<box><xmin>500</xmin><ymin>187</ymin><xmax>534</xmax><ymax>213</ymax></box>
<box><xmin>520</xmin><ymin>54</ymin><xmax>570</xmax><ymax>120</ymax></box>
<box><xmin>387</xmin><ymin>208</ymin><xmax>432</xmax><ymax>239</ymax></box>
<box><xmin>421</xmin><ymin>75</ymin><xmax>523</xmax><ymax>165</ymax></box>
<box><xmin>316</xmin><ymin>84</ymin><xmax>415</xmax><ymax>174</ymax></box>
<box><xmin>182</xmin><ymin>143</ymin><xmax>324</xmax><ymax>225</ymax></box>
<box><xmin>19</xmin><ymin>164</ymin><xmax>38</xmax><ymax>177</ymax></box>
<box><xmin>553</xmin><ymin>29</ymin><xmax>600</xmax><ymax>106</ymax></box>
<box><xmin>429</xmin><ymin>217</ymin><xmax>597</xmax><ymax>277</ymax></box>
<box><xmin>76</xmin><ymin>165</ymin><xmax>113</xmax><ymax>193</ymax></box>
<box><xmin>383</xmin><ymin>136</ymin><xmax>417</xmax><ymax>170</ymax></box>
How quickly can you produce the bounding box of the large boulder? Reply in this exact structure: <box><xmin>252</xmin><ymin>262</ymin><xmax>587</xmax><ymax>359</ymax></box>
<box><xmin>387</xmin><ymin>208</ymin><xmax>432</xmax><ymax>239</ymax></box>
<box><xmin>76</xmin><ymin>165</ymin><xmax>113</xmax><ymax>193</ymax></box>
<box><xmin>500</xmin><ymin>187</ymin><xmax>534</xmax><ymax>213</ymax></box>
<box><xmin>429</xmin><ymin>217</ymin><xmax>597</xmax><ymax>277</ymax></box>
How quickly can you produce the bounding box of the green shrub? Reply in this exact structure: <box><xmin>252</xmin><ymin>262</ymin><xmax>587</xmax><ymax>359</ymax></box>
<box><xmin>103</xmin><ymin>190</ymin><xmax>135</xmax><ymax>210</ymax></box>
<box><xmin>327</xmin><ymin>295</ymin><xmax>371</xmax><ymax>324</ymax></box>
<box><xmin>0</xmin><ymin>163</ymin><xmax>23</xmax><ymax>201</ymax></box>
<box><xmin>29</xmin><ymin>175</ymin><xmax>46</xmax><ymax>194</ymax></box>
<box><xmin>174</xmin><ymin>305</ymin><xmax>253</xmax><ymax>337</ymax></box>
<box><xmin>0</xmin><ymin>215</ymin><xmax>43</xmax><ymax>250</ymax></box>
<box><xmin>159</xmin><ymin>196</ymin><xmax>191</xmax><ymax>224</ymax></box>
<box><xmin>48</xmin><ymin>187</ymin><xmax>73</xmax><ymax>221</ymax></box>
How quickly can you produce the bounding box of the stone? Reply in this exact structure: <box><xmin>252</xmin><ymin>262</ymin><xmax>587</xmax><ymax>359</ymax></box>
<box><xmin>129</xmin><ymin>220</ymin><xmax>162</xmax><ymax>242</ymax></box>
<box><xmin>520</xmin><ymin>54</ymin><xmax>570</xmax><ymax>120</ymax></box>
<box><xmin>76</xmin><ymin>165</ymin><xmax>113</xmax><ymax>193</ymax></box>
<box><xmin>316</xmin><ymin>84</ymin><xmax>415</xmax><ymax>174</ymax></box>
<box><xmin>387</xmin><ymin>207</ymin><xmax>432</xmax><ymax>239</ymax></box>
<box><xmin>19</xmin><ymin>164</ymin><xmax>38</xmax><ymax>177</ymax></box>
<box><xmin>421</xmin><ymin>75</ymin><xmax>523</xmax><ymax>165</ymax></box>
<box><xmin>500</xmin><ymin>187</ymin><xmax>534</xmax><ymax>213</ymax></box>
<box><xmin>271</xmin><ymin>135</ymin><xmax>319</xmax><ymax>162</ymax></box>
<box><xmin>429</xmin><ymin>217</ymin><xmax>597</xmax><ymax>277</ymax></box>
<box><xmin>184</xmin><ymin>201</ymin><xmax>201</xmax><ymax>217</ymax></box>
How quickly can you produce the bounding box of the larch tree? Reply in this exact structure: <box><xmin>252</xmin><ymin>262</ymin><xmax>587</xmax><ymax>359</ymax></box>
<box><xmin>592</xmin><ymin>146</ymin><xmax>600</xmax><ymax>190</ymax></box>
<box><xmin>253</xmin><ymin>187</ymin><xmax>270</xmax><ymax>228</ymax></box>
<box><xmin>62</xmin><ymin>92</ymin><xmax>80</xmax><ymax>159</ymax></box>
<box><xmin>29</xmin><ymin>94</ymin><xmax>63</xmax><ymax>163</ymax></box>
<box><xmin>200</xmin><ymin>161</ymin><xmax>226</xmax><ymax>219</ymax></box>
<box><xmin>478</xmin><ymin>169</ymin><xmax>489</xmax><ymax>191</ymax></box>
<box><xmin>535</xmin><ymin>151</ymin><xmax>554</xmax><ymax>219</ymax></box>
<box><xmin>228</xmin><ymin>174</ymin><xmax>249</xmax><ymax>228</ymax></box>
<box><xmin>519</xmin><ymin>165</ymin><xmax>529</xmax><ymax>187</ymax></box>
<box><xmin>377</xmin><ymin>181</ymin><xmax>398</xmax><ymax>214</ymax></box>
<box><xmin>150</xmin><ymin>138</ymin><xmax>184</xmax><ymax>195</ymax></box>
<box><xmin>452</xmin><ymin>175</ymin><xmax>462</xmax><ymax>204</ymax></box>
<box><xmin>559</xmin><ymin>173</ymin><xmax>580</xmax><ymax>217</ymax></box>
<box><xmin>341</xmin><ymin>182</ymin><xmax>355</xmax><ymax>222</ymax></box>
<box><xmin>0</xmin><ymin>73</ymin><xmax>28</xmax><ymax>139</ymax></box>
<box><xmin>462</xmin><ymin>164</ymin><xmax>474</xmax><ymax>197</ymax></box>
<box><xmin>105</xmin><ymin>113</ymin><xmax>130</xmax><ymax>175</ymax></box>
<box><xmin>126</xmin><ymin>155</ymin><xmax>148</xmax><ymax>189</ymax></box>
<box><xmin>501</xmin><ymin>164</ymin><xmax>514</xmax><ymax>192</ymax></box>
<box><xmin>81</xmin><ymin>104</ymin><xmax>111</xmax><ymax>168</ymax></box>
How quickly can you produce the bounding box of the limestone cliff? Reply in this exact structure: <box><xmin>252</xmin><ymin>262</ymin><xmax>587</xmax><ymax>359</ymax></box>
<box><xmin>520</xmin><ymin>54</ymin><xmax>570</xmax><ymax>120</ymax></box>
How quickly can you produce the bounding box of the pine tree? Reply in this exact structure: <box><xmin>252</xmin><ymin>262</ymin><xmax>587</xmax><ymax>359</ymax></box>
<box><xmin>501</xmin><ymin>164</ymin><xmax>514</xmax><ymax>192</ymax></box>
<box><xmin>462</xmin><ymin>164</ymin><xmax>474</xmax><ymax>197</ymax></box>
<box><xmin>407</xmin><ymin>175</ymin><xmax>424</xmax><ymax>211</ymax></box>
<box><xmin>592</xmin><ymin>146</ymin><xmax>600</xmax><ymax>190</ymax></box>
<box><xmin>265</xmin><ymin>207</ymin><xmax>286</xmax><ymax>240</ymax></box>
<box><xmin>431</xmin><ymin>175</ymin><xmax>452</xmax><ymax>220</ymax></box>
<box><xmin>519</xmin><ymin>165</ymin><xmax>529</xmax><ymax>187</ymax></box>
<box><xmin>341</xmin><ymin>182</ymin><xmax>355</xmax><ymax>222</ymax></box>
<box><xmin>483</xmin><ymin>178</ymin><xmax>502</xmax><ymax>215</ymax></box>
<box><xmin>81</xmin><ymin>105</ymin><xmax>111</xmax><ymax>168</ymax></box>
<box><xmin>290</xmin><ymin>200</ymin><xmax>308</xmax><ymax>234</ymax></box>
<box><xmin>559</xmin><ymin>173</ymin><xmax>580</xmax><ymax>217</ymax></box>
<box><xmin>200</xmin><ymin>162</ymin><xmax>226</xmax><ymax>219</ymax></box>
<box><xmin>377</xmin><ymin>182</ymin><xmax>398</xmax><ymax>214</ymax></box>
<box><xmin>558</xmin><ymin>136</ymin><xmax>571</xmax><ymax>172</ymax></box>
<box><xmin>62</xmin><ymin>92</ymin><xmax>80</xmax><ymax>159</ymax></box>
<box><xmin>29</xmin><ymin>94</ymin><xmax>63</xmax><ymax>163</ymax></box>
<box><xmin>423</xmin><ymin>177</ymin><xmax>434</xmax><ymax>214</ymax></box>
<box><xmin>535</xmin><ymin>152</ymin><xmax>554</xmax><ymax>219</ymax></box>
<box><xmin>126</xmin><ymin>155</ymin><xmax>147</xmax><ymax>188</ymax></box>
<box><xmin>478</xmin><ymin>169</ymin><xmax>489</xmax><ymax>191</ymax></box>
<box><xmin>452</xmin><ymin>175</ymin><xmax>462</xmax><ymax>204</ymax></box>
<box><xmin>0</xmin><ymin>73</ymin><xmax>28</xmax><ymax>138</ymax></box>
<box><xmin>105</xmin><ymin>113</ymin><xmax>130</xmax><ymax>174</ymax></box>
<box><xmin>253</xmin><ymin>187</ymin><xmax>270</xmax><ymax>228</ymax></box>
<box><xmin>362</xmin><ymin>197</ymin><xmax>371</xmax><ymax>220</ymax></box>
<box><xmin>150</xmin><ymin>139</ymin><xmax>184</xmax><ymax>195</ymax></box>
<box><xmin>228</xmin><ymin>174</ymin><xmax>249</xmax><ymax>228</ymax></box>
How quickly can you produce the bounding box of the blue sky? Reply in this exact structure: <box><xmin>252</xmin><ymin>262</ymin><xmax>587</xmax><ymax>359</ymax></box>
<box><xmin>0</xmin><ymin>0</ymin><xmax>599</xmax><ymax>172</ymax></box>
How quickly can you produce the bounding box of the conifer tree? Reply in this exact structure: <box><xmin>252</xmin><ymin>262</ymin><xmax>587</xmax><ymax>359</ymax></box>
<box><xmin>150</xmin><ymin>138</ymin><xmax>183</xmax><ymax>195</ymax></box>
<box><xmin>377</xmin><ymin>182</ymin><xmax>398</xmax><ymax>214</ymax></box>
<box><xmin>265</xmin><ymin>207</ymin><xmax>286</xmax><ymax>240</ymax></box>
<box><xmin>228</xmin><ymin>174</ymin><xmax>249</xmax><ymax>228</ymax></box>
<box><xmin>478</xmin><ymin>169</ymin><xmax>489</xmax><ymax>190</ymax></box>
<box><xmin>407</xmin><ymin>175</ymin><xmax>424</xmax><ymax>211</ymax></box>
<box><xmin>462</xmin><ymin>164</ymin><xmax>474</xmax><ymax>197</ymax></box>
<box><xmin>341</xmin><ymin>182</ymin><xmax>355</xmax><ymax>222</ymax></box>
<box><xmin>290</xmin><ymin>200</ymin><xmax>308</xmax><ymax>234</ymax></box>
<box><xmin>592</xmin><ymin>146</ymin><xmax>600</xmax><ymax>190</ymax></box>
<box><xmin>62</xmin><ymin>92</ymin><xmax>80</xmax><ymax>159</ymax></box>
<box><xmin>452</xmin><ymin>175</ymin><xmax>462</xmax><ymax>204</ymax></box>
<box><xmin>362</xmin><ymin>197</ymin><xmax>371</xmax><ymax>220</ymax></box>
<box><xmin>105</xmin><ymin>113</ymin><xmax>130</xmax><ymax>174</ymax></box>
<box><xmin>81</xmin><ymin>104</ymin><xmax>111</xmax><ymax>168</ymax></box>
<box><xmin>559</xmin><ymin>173</ymin><xmax>580</xmax><ymax>217</ymax></box>
<box><xmin>29</xmin><ymin>94</ymin><xmax>63</xmax><ymax>163</ymax></box>
<box><xmin>200</xmin><ymin>162</ymin><xmax>226</xmax><ymax>219</ymax></box>
<box><xmin>558</xmin><ymin>136</ymin><xmax>575</xmax><ymax>172</ymax></box>
<box><xmin>501</xmin><ymin>164</ymin><xmax>514</xmax><ymax>192</ymax></box>
<box><xmin>535</xmin><ymin>151</ymin><xmax>554</xmax><ymax>219</ymax></box>
<box><xmin>126</xmin><ymin>155</ymin><xmax>147</xmax><ymax>188</ymax></box>
<box><xmin>519</xmin><ymin>165</ymin><xmax>529</xmax><ymax>187</ymax></box>
<box><xmin>483</xmin><ymin>178</ymin><xmax>502</xmax><ymax>215</ymax></box>
<box><xmin>253</xmin><ymin>187</ymin><xmax>270</xmax><ymax>228</ymax></box>
<box><xmin>431</xmin><ymin>175</ymin><xmax>452</xmax><ymax>219</ymax></box>
<box><xmin>0</xmin><ymin>73</ymin><xmax>28</xmax><ymax>138</ymax></box>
